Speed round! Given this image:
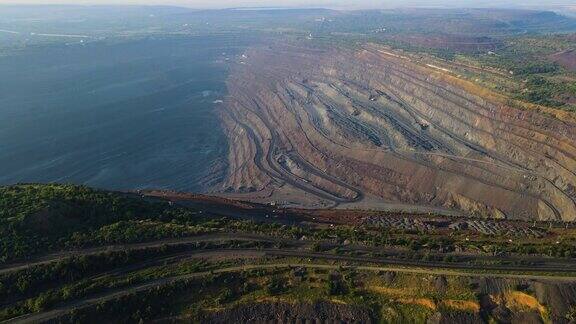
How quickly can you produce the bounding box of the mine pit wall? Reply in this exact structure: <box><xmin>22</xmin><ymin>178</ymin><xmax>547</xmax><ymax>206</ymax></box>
<box><xmin>220</xmin><ymin>42</ymin><xmax>576</xmax><ymax>221</ymax></box>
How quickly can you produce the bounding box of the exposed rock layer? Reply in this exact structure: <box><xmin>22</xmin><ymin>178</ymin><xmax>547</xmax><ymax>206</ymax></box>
<box><xmin>221</xmin><ymin>42</ymin><xmax>576</xmax><ymax>221</ymax></box>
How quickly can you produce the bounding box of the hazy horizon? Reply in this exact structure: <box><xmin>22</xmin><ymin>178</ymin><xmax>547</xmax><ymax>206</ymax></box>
<box><xmin>0</xmin><ymin>0</ymin><xmax>575</xmax><ymax>10</ymax></box>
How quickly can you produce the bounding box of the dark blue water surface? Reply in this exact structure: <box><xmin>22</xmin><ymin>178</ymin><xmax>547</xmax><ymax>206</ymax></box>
<box><xmin>0</xmin><ymin>36</ymin><xmax>244</xmax><ymax>192</ymax></box>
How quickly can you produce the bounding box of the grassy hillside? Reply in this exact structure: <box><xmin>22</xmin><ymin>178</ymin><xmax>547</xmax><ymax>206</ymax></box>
<box><xmin>0</xmin><ymin>184</ymin><xmax>212</xmax><ymax>262</ymax></box>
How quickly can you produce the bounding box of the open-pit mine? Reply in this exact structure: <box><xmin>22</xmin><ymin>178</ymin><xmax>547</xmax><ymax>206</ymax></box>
<box><xmin>4</xmin><ymin>6</ymin><xmax>576</xmax><ymax>323</ymax></box>
<box><xmin>220</xmin><ymin>42</ymin><xmax>576</xmax><ymax>221</ymax></box>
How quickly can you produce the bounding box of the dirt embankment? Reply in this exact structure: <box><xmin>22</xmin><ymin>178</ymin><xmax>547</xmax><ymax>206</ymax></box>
<box><xmin>472</xmin><ymin>277</ymin><xmax>576</xmax><ymax>324</ymax></box>
<box><xmin>219</xmin><ymin>41</ymin><xmax>576</xmax><ymax>221</ymax></box>
<box><xmin>199</xmin><ymin>301</ymin><xmax>374</xmax><ymax>323</ymax></box>
<box><xmin>198</xmin><ymin>276</ymin><xmax>576</xmax><ymax>324</ymax></box>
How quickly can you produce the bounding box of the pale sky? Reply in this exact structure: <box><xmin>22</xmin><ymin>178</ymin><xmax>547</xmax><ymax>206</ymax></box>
<box><xmin>0</xmin><ymin>0</ymin><xmax>574</xmax><ymax>10</ymax></box>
